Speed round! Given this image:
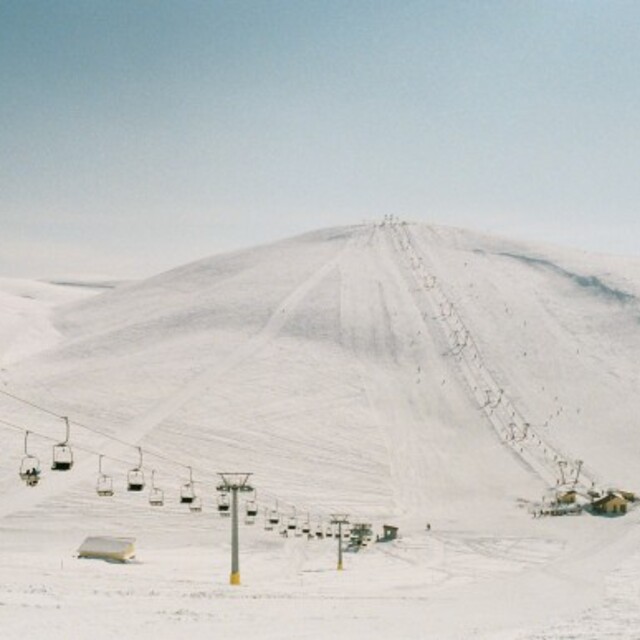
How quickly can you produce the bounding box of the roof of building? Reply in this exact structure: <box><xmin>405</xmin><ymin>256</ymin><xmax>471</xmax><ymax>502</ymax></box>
<box><xmin>592</xmin><ymin>492</ymin><xmax>628</xmax><ymax>507</ymax></box>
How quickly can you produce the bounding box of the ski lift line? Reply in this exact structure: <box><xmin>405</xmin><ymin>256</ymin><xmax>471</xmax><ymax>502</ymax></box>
<box><xmin>0</xmin><ymin>418</ymin><xmax>152</xmax><ymax>470</ymax></box>
<box><xmin>3</xmin><ymin>420</ymin><xmax>350</xmax><ymax>524</ymax></box>
<box><xmin>0</xmin><ymin>385</ymin><xmax>368</xmax><ymax>502</ymax></box>
<box><xmin>0</xmin><ymin>388</ymin><xmax>152</xmax><ymax>450</ymax></box>
<box><xmin>0</xmin><ymin>387</ymin><xmax>208</xmax><ymax>476</ymax></box>
<box><xmin>0</xmin><ymin>387</ymin><xmax>65</xmax><ymax>420</ymax></box>
<box><xmin>0</xmin><ymin>417</ymin><xmax>339</xmax><ymax>520</ymax></box>
<box><xmin>0</xmin><ymin>417</ymin><xmax>211</xmax><ymax>488</ymax></box>
<box><xmin>0</xmin><ymin>394</ymin><xmax>360</xmax><ymax>521</ymax></box>
<box><xmin>392</xmin><ymin>224</ymin><xmax>598</xmax><ymax>490</ymax></box>
<box><xmin>0</xmin><ymin>387</ymin><xmax>345</xmax><ymax>512</ymax></box>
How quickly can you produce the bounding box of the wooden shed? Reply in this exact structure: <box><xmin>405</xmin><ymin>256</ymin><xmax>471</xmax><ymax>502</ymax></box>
<box><xmin>557</xmin><ymin>490</ymin><xmax>578</xmax><ymax>505</ymax></box>
<box><xmin>377</xmin><ymin>524</ymin><xmax>399</xmax><ymax>543</ymax></box>
<box><xmin>591</xmin><ymin>493</ymin><xmax>628</xmax><ymax>516</ymax></box>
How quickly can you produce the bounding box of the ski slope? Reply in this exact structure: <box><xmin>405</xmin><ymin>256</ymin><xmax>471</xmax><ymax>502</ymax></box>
<box><xmin>1</xmin><ymin>221</ymin><xmax>639</xmax><ymax>639</ymax></box>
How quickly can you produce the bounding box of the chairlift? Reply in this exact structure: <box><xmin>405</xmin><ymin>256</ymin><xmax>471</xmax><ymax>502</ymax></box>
<box><xmin>244</xmin><ymin>493</ymin><xmax>257</xmax><ymax>525</ymax></box>
<box><xmin>51</xmin><ymin>416</ymin><xmax>74</xmax><ymax>471</ymax></box>
<box><xmin>245</xmin><ymin>489</ymin><xmax>258</xmax><ymax>520</ymax></box>
<box><xmin>189</xmin><ymin>496</ymin><xmax>202</xmax><ymax>513</ymax></box>
<box><xmin>315</xmin><ymin>524</ymin><xmax>324</xmax><ymax>539</ymax></box>
<box><xmin>325</xmin><ymin>525</ymin><xmax>334</xmax><ymax>538</ymax></box>
<box><xmin>180</xmin><ymin>466</ymin><xmax>196</xmax><ymax>504</ymax></box>
<box><xmin>19</xmin><ymin>431</ymin><xmax>41</xmax><ymax>487</ymax></box>
<box><xmin>264</xmin><ymin>508</ymin><xmax>274</xmax><ymax>531</ymax></box>
<box><xmin>127</xmin><ymin>447</ymin><xmax>145</xmax><ymax>492</ymax></box>
<box><xmin>287</xmin><ymin>508</ymin><xmax>298</xmax><ymax>531</ymax></box>
<box><xmin>149</xmin><ymin>469</ymin><xmax>164</xmax><ymax>506</ymax></box>
<box><xmin>268</xmin><ymin>500</ymin><xmax>280</xmax><ymax>526</ymax></box>
<box><xmin>301</xmin><ymin>513</ymin><xmax>311</xmax><ymax>535</ymax></box>
<box><xmin>217</xmin><ymin>492</ymin><xmax>230</xmax><ymax>516</ymax></box>
<box><xmin>96</xmin><ymin>455</ymin><xmax>114</xmax><ymax>497</ymax></box>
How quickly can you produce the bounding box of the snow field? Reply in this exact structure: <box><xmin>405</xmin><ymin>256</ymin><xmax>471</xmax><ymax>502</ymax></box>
<box><xmin>1</xmin><ymin>222</ymin><xmax>639</xmax><ymax>638</ymax></box>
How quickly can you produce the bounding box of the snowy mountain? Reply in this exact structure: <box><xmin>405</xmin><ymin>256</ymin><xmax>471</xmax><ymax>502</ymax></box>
<box><xmin>1</xmin><ymin>221</ymin><xmax>640</xmax><ymax>639</ymax></box>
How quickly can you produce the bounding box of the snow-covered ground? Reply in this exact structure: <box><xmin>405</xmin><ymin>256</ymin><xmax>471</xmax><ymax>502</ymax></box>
<box><xmin>1</xmin><ymin>222</ymin><xmax>639</xmax><ymax>638</ymax></box>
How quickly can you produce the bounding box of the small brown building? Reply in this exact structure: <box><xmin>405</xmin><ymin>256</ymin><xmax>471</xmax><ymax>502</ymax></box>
<box><xmin>591</xmin><ymin>493</ymin><xmax>628</xmax><ymax>515</ymax></box>
<box><xmin>557</xmin><ymin>490</ymin><xmax>578</xmax><ymax>505</ymax></box>
<box><xmin>377</xmin><ymin>524</ymin><xmax>399</xmax><ymax>542</ymax></box>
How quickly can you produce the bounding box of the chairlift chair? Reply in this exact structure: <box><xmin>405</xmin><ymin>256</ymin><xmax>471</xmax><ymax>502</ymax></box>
<box><xmin>51</xmin><ymin>417</ymin><xmax>74</xmax><ymax>471</ymax></box>
<box><xmin>20</xmin><ymin>459</ymin><xmax>41</xmax><ymax>487</ymax></box>
<box><xmin>315</xmin><ymin>524</ymin><xmax>324</xmax><ymax>539</ymax></box>
<box><xmin>287</xmin><ymin>512</ymin><xmax>298</xmax><ymax>531</ymax></box>
<box><xmin>97</xmin><ymin>474</ymin><xmax>114</xmax><ymax>497</ymax></box>
<box><xmin>245</xmin><ymin>490</ymin><xmax>258</xmax><ymax>519</ymax></box>
<box><xmin>217</xmin><ymin>492</ymin><xmax>230</xmax><ymax>516</ymax></box>
<box><xmin>149</xmin><ymin>488</ymin><xmax>164</xmax><ymax>506</ymax></box>
<box><xmin>19</xmin><ymin>431</ymin><xmax>41</xmax><ymax>487</ymax></box>
<box><xmin>149</xmin><ymin>470</ymin><xmax>164</xmax><ymax>506</ymax></box>
<box><xmin>264</xmin><ymin>508</ymin><xmax>274</xmax><ymax>531</ymax></box>
<box><xmin>268</xmin><ymin>500</ymin><xmax>280</xmax><ymax>526</ymax></box>
<box><xmin>189</xmin><ymin>496</ymin><xmax>202</xmax><ymax>513</ymax></box>
<box><xmin>96</xmin><ymin>455</ymin><xmax>114</xmax><ymax>497</ymax></box>
<box><xmin>325</xmin><ymin>525</ymin><xmax>334</xmax><ymax>538</ymax></box>
<box><xmin>180</xmin><ymin>467</ymin><xmax>196</xmax><ymax>504</ymax></box>
<box><xmin>244</xmin><ymin>493</ymin><xmax>257</xmax><ymax>525</ymax></box>
<box><xmin>301</xmin><ymin>514</ymin><xmax>311</xmax><ymax>535</ymax></box>
<box><xmin>127</xmin><ymin>447</ymin><xmax>145</xmax><ymax>492</ymax></box>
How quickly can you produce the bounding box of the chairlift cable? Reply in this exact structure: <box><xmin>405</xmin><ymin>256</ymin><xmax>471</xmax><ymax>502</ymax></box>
<box><xmin>0</xmin><ymin>387</ymin><xmax>201</xmax><ymax>474</ymax></box>
<box><xmin>0</xmin><ymin>392</ymin><xmax>351</xmax><ymax>521</ymax></box>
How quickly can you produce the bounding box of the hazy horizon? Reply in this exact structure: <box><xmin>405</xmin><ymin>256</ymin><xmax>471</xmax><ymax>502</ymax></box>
<box><xmin>2</xmin><ymin>1</ymin><xmax>640</xmax><ymax>278</ymax></box>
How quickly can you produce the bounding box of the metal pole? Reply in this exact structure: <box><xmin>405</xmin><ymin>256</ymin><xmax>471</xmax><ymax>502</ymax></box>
<box><xmin>218</xmin><ymin>473</ymin><xmax>253</xmax><ymax>587</ymax></box>
<box><xmin>230</xmin><ymin>486</ymin><xmax>240</xmax><ymax>585</ymax></box>
<box><xmin>331</xmin><ymin>513</ymin><xmax>348</xmax><ymax>572</ymax></box>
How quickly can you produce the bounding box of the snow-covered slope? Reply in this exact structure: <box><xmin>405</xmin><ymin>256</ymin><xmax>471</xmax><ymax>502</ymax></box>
<box><xmin>1</xmin><ymin>222</ymin><xmax>639</xmax><ymax>639</ymax></box>
<box><xmin>0</xmin><ymin>277</ymin><xmax>104</xmax><ymax>366</ymax></box>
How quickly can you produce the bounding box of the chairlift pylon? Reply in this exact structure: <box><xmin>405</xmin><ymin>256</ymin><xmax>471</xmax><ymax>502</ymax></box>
<box><xmin>51</xmin><ymin>416</ymin><xmax>74</xmax><ymax>471</ymax></box>
<box><xmin>19</xmin><ymin>430</ymin><xmax>41</xmax><ymax>487</ymax></box>
<box><xmin>96</xmin><ymin>455</ymin><xmax>114</xmax><ymax>497</ymax></box>
<box><xmin>127</xmin><ymin>446</ymin><xmax>145</xmax><ymax>492</ymax></box>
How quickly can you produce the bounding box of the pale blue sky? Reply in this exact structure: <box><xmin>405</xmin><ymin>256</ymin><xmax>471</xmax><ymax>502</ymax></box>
<box><xmin>2</xmin><ymin>1</ymin><xmax>639</xmax><ymax>277</ymax></box>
